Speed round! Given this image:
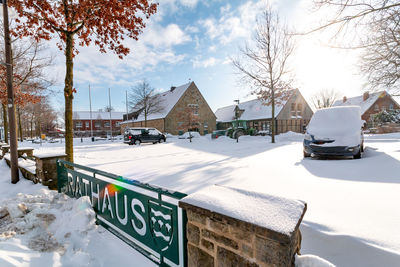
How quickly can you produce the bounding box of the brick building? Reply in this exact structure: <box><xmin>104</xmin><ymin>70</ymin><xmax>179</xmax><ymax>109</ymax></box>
<box><xmin>215</xmin><ymin>89</ymin><xmax>314</xmax><ymax>134</ymax></box>
<box><xmin>72</xmin><ymin>111</ymin><xmax>124</xmax><ymax>137</ymax></box>
<box><xmin>121</xmin><ymin>82</ymin><xmax>216</xmax><ymax>135</ymax></box>
<box><xmin>333</xmin><ymin>91</ymin><xmax>400</xmax><ymax>125</ymax></box>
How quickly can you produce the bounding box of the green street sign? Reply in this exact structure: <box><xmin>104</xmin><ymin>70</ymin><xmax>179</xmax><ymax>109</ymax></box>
<box><xmin>57</xmin><ymin>160</ymin><xmax>187</xmax><ymax>267</ymax></box>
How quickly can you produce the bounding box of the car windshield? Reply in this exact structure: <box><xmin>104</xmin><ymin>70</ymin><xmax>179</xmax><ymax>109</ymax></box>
<box><xmin>307</xmin><ymin>106</ymin><xmax>362</xmax><ymax>135</ymax></box>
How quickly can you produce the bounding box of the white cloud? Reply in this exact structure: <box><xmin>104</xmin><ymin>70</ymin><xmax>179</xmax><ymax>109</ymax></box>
<box><xmin>199</xmin><ymin>0</ymin><xmax>264</xmax><ymax>45</ymax></box>
<box><xmin>192</xmin><ymin>57</ymin><xmax>218</xmax><ymax>68</ymax></box>
<box><xmin>179</xmin><ymin>0</ymin><xmax>199</xmax><ymax>8</ymax></box>
<box><xmin>142</xmin><ymin>23</ymin><xmax>191</xmax><ymax>48</ymax></box>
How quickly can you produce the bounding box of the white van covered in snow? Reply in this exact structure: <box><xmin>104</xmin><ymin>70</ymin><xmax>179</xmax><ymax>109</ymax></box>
<box><xmin>303</xmin><ymin>106</ymin><xmax>364</xmax><ymax>159</ymax></box>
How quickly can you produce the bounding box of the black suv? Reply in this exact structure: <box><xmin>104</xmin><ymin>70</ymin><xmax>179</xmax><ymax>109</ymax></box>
<box><xmin>123</xmin><ymin>128</ymin><xmax>166</xmax><ymax>145</ymax></box>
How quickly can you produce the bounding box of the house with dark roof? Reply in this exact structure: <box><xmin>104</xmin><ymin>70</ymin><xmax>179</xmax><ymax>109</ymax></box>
<box><xmin>120</xmin><ymin>82</ymin><xmax>216</xmax><ymax>135</ymax></box>
<box><xmin>72</xmin><ymin>111</ymin><xmax>125</xmax><ymax>137</ymax></box>
<box><xmin>332</xmin><ymin>91</ymin><xmax>400</xmax><ymax>124</ymax></box>
<box><xmin>215</xmin><ymin>89</ymin><xmax>313</xmax><ymax>134</ymax></box>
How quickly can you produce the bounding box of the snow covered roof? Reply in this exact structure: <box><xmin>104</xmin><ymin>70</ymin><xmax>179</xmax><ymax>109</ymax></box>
<box><xmin>332</xmin><ymin>91</ymin><xmax>386</xmax><ymax>115</ymax></box>
<box><xmin>73</xmin><ymin>111</ymin><xmax>125</xmax><ymax>120</ymax></box>
<box><xmin>215</xmin><ymin>95</ymin><xmax>290</xmax><ymax>123</ymax></box>
<box><xmin>180</xmin><ymin>185</ymin><xmax>306</xmax><ymax>236</ymax></box>
<box><xmin>123</xmin><ymin>82</ymin><xmax>192</xmax><ymax>123</ymax></box>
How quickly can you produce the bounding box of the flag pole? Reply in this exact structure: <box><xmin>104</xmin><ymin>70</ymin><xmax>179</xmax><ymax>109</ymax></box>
<box><xmin>89</xmin><ymin>84</ymin><xmax>93</xmax><ymax>141</ymax></box>
<box><xmin>108</xmin><ymin>88</ymin><xmax>113</xmax><ymax>141</ymax></box>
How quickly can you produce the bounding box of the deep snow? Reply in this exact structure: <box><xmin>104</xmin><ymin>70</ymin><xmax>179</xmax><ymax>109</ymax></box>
<box><xmin>1</xmin><ymin>131</ymin><xmax>399</xmax><ymax>266</ymax></box>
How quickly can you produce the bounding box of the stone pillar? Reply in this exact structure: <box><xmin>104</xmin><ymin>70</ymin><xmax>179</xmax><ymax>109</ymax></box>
<box><xmin>34</xmin><ymin>153</ymin><xmax>67</xmax><ymax>190</ymax></box>
<box><xmin>179</xmin><ymin>185</ymin><xmax>307</xmax><ymax>267</ymax></box>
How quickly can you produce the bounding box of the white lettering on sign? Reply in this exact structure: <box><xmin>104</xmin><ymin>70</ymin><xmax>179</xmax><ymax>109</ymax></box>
<box><xmin>82</xmin><ymin>178</ymin><xmax>90</xmax><ymax>195</ymax></box>
<box><xmin>131</xmin><ymin>198</ymin><xmax>146</xmax><ymax>236</ymax></box>
<box><xmin>102</xmin><ymin>187</ymin><xmax>114</xmax><ymax>219</ymax></box>
<box><xmin>91</xmin><ymin>183</ymin><xmax>100</xmax><ymax>210</ymax></box>
<box><xmin>115</xmin><ymin>192</ymin><xmax>128</xmax><ymax>225</ymax></box>
<box><xmin>68</xmin><ymin>173</ymin><xmax>74</xmax><ymax>194</ymax></box>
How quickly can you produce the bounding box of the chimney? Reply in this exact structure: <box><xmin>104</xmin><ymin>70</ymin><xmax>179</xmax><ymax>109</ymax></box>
<box><xmin>343</xmin><ymin>96</ymin><xmax>347</xmax><ymax>103</ymax></box>
<box><xmin>170</xmin><ymin>86</ymin><xmax>176</xmax><ymax>92</ymax></box>
<box><xmin>363</xmin><ymin>92</ymin><xmax>369</xmax><ymax>101</ymax></box>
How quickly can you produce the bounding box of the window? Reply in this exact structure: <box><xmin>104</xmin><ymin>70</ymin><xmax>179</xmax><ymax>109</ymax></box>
<box><xmin>116</xmin><ymin>122</ymin><xmax>120</xmax><ymax>126</ymax></box>
<box><xmin>95</xmin><ymin>122</ymin><xmax>101</xmax><ymax>128</ymax></box>
<box><xmin>204</xmin><ymin>122</ymin><xmax>208</xmax><ymax>128</ymax></box>
<box><xmin>374</xmin><ymin>104</ymin><xmax>379</xmax><ymax>111</ymax></box>
<box><xmin>188</xmin><ymin>104</ymin><xmax>199</xmax><ymax>115</ymax></box>
<box><xmin>104</xmin><ymin>121</ymin><xmax>110</xmax><ymax>128</ymax></box>
<box><xmin>291</xmin><ymin>103</ymin><xmax>296</xmax><ymax>116</ymax></box>
<box><xmin>297</xmin><ymin>103</ymin><xmax>302</xmax><ymax>116</ymax></box>
<box><xmin>85</xmin><ymin>122</ymin><xmax>89</xmax><ymax>128</ymax></box>
<box><xmin>75</xmin><ymin>121</ymin><xmax>82</xmax><ymax>128</ymax></box>
<box><xmin>389</xmin><ymin>103</ymin><xmax>394</xmax><ymax>110</ymax></box>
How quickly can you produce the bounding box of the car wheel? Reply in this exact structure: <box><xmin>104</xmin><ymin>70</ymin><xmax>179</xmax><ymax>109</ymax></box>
<box><xmin>159</xmin><ymin>138</ymin><xmax>165</xmax><ymax>143</ymax></box>
<box><xmin>303</xmin><ymin>151</ymin><xmax>311</xmax><ymax>158</ymax></box>
<box><xmin>135</xmin><ymin>139</ymin><xmax>141</xmax><ymax>146</ymax></box>
<box><xmin>353</xmin><ymin>150</ymin><xmax>361</xmax><ymax>159</ymax></box>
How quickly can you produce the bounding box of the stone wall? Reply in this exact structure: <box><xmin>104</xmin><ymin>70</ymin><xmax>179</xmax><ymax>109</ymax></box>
<box><xmin>179</xmin><ymin>186</ymin><xmax>307</xmax><ymax>267</ymax></box>
<box><xmin>166</xmin><ymin>83</ymin><xmax>216</xmax><ymax>135</ymax></box>
<box><xmin>35</xmin><ymin>154</ymin><xmax>67</xmax><ymax>190</ymax></box>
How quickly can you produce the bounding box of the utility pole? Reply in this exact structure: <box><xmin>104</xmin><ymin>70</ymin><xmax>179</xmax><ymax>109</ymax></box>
<box><xmin>2</xmin><ymin>0</ymin><xmax>19</xmax><ymax>183</ymax></box>
<box><xmin>89</xmin><ymin>84</ymin><xmax>93</xmax><ymax>141</ymax></box>
<box><xmin>108</xmin><ymin>88</ymin><xmax>113</xmax><ymax>141</ymax></box>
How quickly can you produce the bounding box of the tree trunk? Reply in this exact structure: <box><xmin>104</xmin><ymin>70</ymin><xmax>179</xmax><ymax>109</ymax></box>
<box><xmin>30</xmin><ymin>118</ymin><xmax>33</xmax><ymax>138</ymax></box>
<box><xmin>17</xmin><ymin>106</ymin><xmax>23</xmax><ymax>142</ymax></box>
<box><xmin>271</xmin><ymin>91</ymin><xmax>275</xmax><ymax>143</ymax></box>
<box><xmin>64</xmin><ymin>33</ymin><xmax>75</xmax><ymax>163</ymax></box>
<box><xmin>2</xmin><ymin>104</ymin><xmax>8</xmax><ymax>143</ymax></box>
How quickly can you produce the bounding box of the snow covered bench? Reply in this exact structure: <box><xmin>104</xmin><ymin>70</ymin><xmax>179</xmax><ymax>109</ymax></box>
<box><xmin>1</xmin><ymin>144</ymin><xmax>10</xmax><ymax>158</ymax></box>
<box><xmin>3</xmin><ymin>153</ymin><xmax>36</xmax><ymax>181</ymax></box>
<box><xmin>179</xmin><ymin>185</ymin><xmax>307</xmax><ymax>267</ymax></box>
<box><xmin>17</xmin><ymin>147</ymin><xmax>34</xmax><ymax>158</ymax></box>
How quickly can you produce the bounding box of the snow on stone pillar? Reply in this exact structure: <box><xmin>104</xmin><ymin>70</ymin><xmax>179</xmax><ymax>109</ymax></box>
<box><xmin>179</xmin><ymin>185</ymin><xmax>307</xmax><ymax>267</ymax></box>
<box><xmin>34</xmin><ymin>153</ymin><xmax>67</xmax><ymax>190</ymax></box>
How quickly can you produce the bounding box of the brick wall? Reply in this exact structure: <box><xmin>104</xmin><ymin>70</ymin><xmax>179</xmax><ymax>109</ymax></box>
<box><xmin>362</xmin><ymin>93</ymin><xmax>400</xmax><ymax>122</ymax></box>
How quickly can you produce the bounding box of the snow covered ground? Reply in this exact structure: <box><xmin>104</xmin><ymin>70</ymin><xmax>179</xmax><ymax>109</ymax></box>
<box><xmin>2</xmin><ymin>132</ymin><xmax>399</xmax><ymax>266</ymax></box>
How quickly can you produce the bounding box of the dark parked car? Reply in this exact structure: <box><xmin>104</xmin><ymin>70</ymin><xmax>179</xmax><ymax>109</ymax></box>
<box><xmin>123</xmin><ymin>128</ymin><xmax>166</xmax><ymax>145</ymax></box>
<box><xmin>303</xmin><ymin>106</ymin><xmax>364</xmax><ymax>159</ymax></box>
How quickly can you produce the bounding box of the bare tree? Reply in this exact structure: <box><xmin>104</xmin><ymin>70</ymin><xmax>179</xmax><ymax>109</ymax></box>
<box><xmin>176</xmin><ymin>105</ymin><xmax>201</xmax><ymax>143</ymax></box>
<box><xmin>128</xmin><ymin>79</ymin><xmax>164</xmax><ymax>127</ymax></box>
<box><xmin>312</xmin><ymin>1</ymin><xmax>400</xmax><ymax>92</ymax></box>
<box><xmin>0</xmin><ymin>30</ymin><xmax>53</xmax><ymax>142</ymax></box>
<box><xmin>103</xmin><ymin>105</ymin><xmax>114</xmax><ymax>112</ymax></box>
<box><xmin>232</xmin><ymin>6</ymin><xmax>295</xmax><ymax>143</ymax></box>
<box><xmin>311</xmin><ymin>89</ymin><xmax>341</xmax><ymax>109</ymax></box>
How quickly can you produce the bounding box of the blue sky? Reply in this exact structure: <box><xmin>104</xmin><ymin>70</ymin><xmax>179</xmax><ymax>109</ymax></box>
<box><xmin>48</xmin><ymin>0</ymin><xmax>365</xmax><ymax>113</ymax></box>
